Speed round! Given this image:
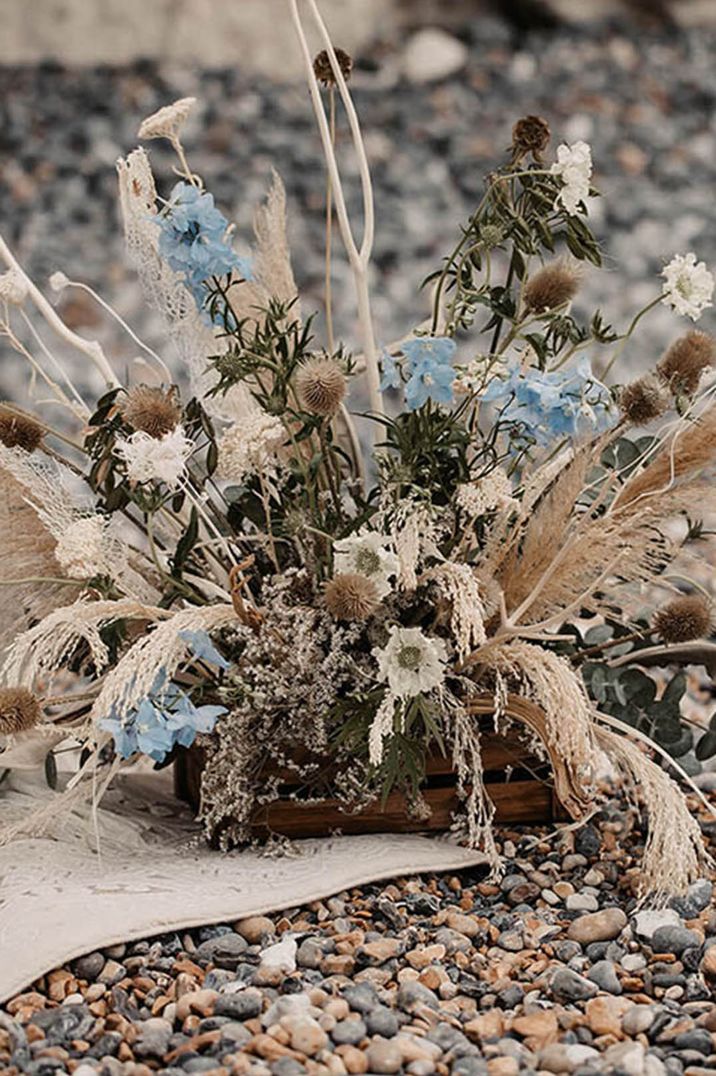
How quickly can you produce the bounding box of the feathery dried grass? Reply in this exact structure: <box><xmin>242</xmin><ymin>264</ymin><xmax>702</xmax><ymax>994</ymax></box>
<box><xmin>90</xmin><ymin>604</ymin><xmax>236</xmax><ymax>728</ymax></box>
<box><xmin>595</xmin><ymin>724</ymin><xmax>707</xmax><ymax>898</ymax></box>
<box><xmin>431</xmin><ymin>563</ymin><xmax>486</xmax><ymax>660</ymax></box>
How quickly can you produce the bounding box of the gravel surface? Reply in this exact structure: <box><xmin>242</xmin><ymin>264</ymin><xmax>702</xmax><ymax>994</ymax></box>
<box><xmin>2</xmin><ymin>796</ymin><xmax>715</xmax><ymax>1075</ymax></box>
<box><xmin>1</xmin><ymin>14</ymin><xmax>716</xmax><ymax>403</ymax></box>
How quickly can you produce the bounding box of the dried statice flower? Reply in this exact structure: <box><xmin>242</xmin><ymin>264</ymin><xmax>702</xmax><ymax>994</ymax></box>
<box><xmin>216</xmin><ymin>411</ymin><xmax>285</xmax><ymax>483</ymax></box>
<box><xmin>325</xmin><ymin>573</ymin><xmax>380</xmax><ymax>621</ymax></box>
<box><xmin>313</xmin><ymin>48</ymin><xmax>353</xmax><ymax>87</ymax></box>
<box><xmin>619</xmin><ymin>374</ymin><xmax>669</xmax><ymax>425</ymax></box>
<box><xmin>653</xmin><ymin>595</ymin><xmax>714</xmax><ymax>644</ymax></box>
<box><xmin>138</xmin><ymin>97</ymin><xmax>197</xmax><ymax>142</ymax></box>
<box><xmin>119</xmin><ymin>385</ymin><xmax>181</xmax><ymax>438</ymax></box>
<box><xmin>657</xmin><ymin>330</ymin><xmax>716</xmax><ymax>397</ymax></box>
<box><xmin>0</xmin><ymin>268</ymin><xmax>28</xmax><ymax>306</ymax></box>
<box><xmin>456</xmin><ymin>469</ymin><xmax>516</xmax><ymax>517</ymax></box>
<box><xmin>511</xmin><ymin>115</ymin><xmax>551</xmax><ymax>162</ymax></box>
<box><xmin>0</xmin><ymin>687</ymin><xmax>42</xmax><ymax>735</ymax></box>
<box><xmin>0</xmin><ymin>405</ymin><xmax>43</xmax><ymax>452</ymax></box>
<box><xmin>295</xmin><ymin>356</ymin><xmax>346</xmax><ymax>417</ymax></box>
<box><xmin>523</xmin><ymin>260</ymin><xmax>581</xmax><ymax>313</ymax></box>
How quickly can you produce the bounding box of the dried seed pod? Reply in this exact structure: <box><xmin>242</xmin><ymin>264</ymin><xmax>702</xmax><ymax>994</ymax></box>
<box><xmin>657</xmin><ymin>330</ymin><xmax>716</xmax><ymax>397</ymax></box>
<box><xmin>0</xmin><ymin>687</ymin><xmax>43</xmax><ymax>735</ymax></box>
<box><xmin>523</xmin><ymin>261</ymin><xmax>580</xmax><ymax>313</ymax></box>
<box><xmin>313</xmin><ymin>48</ymin><xmax>353</xmax><ymax>87</ymax></box>
<box><xmin>120</xmin><ymin>385</ymin><xmax>181</xmax><ymax>438</ymax></box>
<box><xmin>325</xmin><ymin>573</ymin><xmax>380</xmax><ymax>620</ymax></box>
<box><xmin>0</xmin><ymin>405</ymin><xmax>44</xmax><ymax>452</ymax></box>
<box><xmin>296</xmin><ymin>356</ymin><xmax>346</xmax><ymax>417</ymax></box>
<box><xmin>511</xmin><ymin>114</ymin><xmax>551</xmax><ymax>162</ymax></box>
<box><xmin>618</xmin><ymin>374</ymin><xmax>669</xmax><ymax>425</ymax></box>
<box><xmin>653</xmin><ymin>594</ymin><xmax>714</xmax><ymax>644</ymax></box>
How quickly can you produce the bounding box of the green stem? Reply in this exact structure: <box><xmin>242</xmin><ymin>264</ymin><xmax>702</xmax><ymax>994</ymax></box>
<box><xmin>600</xmin><ymin>295</ymin><xmax>662</xmax><ymax>380</ymax></box>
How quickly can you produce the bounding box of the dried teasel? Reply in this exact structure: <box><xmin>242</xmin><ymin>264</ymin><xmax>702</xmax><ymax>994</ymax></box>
<box><xmin>657</xmin><ymin>330</ymin><xmax>716</xmax><ymax>397</ymax></box>
<box><xmin>119</xmin><ymin>385</ymin><xmax>182</xmax><ymax>439</ymax></box>
<box><xmin>296</xmin><ymin>355</ymin><xmax>346</xmax><ymax>417</ymax></box>
<box><xmin>0</xmin><ymin>687</ymin><xmax>43</xmax><ymax>736</ymax></box>
<box><xmin>523</xmin><ymin>260</ymin><xmax>581</xmax><ymax>313</ymax></box>
<box><xmin>653</xmin><ymin>594</ymin><xmax>714</xmax><ymax>644</ymax></box>
<box><xmin>313</xmin><ymin>48</ymin><xmax>353</xmax><ymax>87</ymax></box>
<box><xmin>618</xmin><ymin>374</ymin><xmax>669</xmax><ymax>426</ymax></box>
<box><xmin>325</xmin><ymin>573</ymin><xmax>380</xmax><ymax>621</ymax></box>
<box><xmin>0</xmin><ymin>405</ymin><xmax>44</xmax><ymax>452</ymax></box>
<box><xmin>511</xmin><ymin>115</ymin><xmax>551</xmax><ymax>163</ymax></box>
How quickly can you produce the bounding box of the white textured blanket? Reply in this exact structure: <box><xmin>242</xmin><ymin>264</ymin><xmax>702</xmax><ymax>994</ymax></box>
<box><xmin>0</xmin><ymin>771</ymin><xmax>488</xmax><ymax>1003</ymax></box>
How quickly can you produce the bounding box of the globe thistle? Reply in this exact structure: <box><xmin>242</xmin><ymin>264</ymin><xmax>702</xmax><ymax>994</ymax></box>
<box><xmin>325</xmin><ymin>573</ymin><xmax>380</xmax><ymax>621</ymax></box>
<box><xmin>119</xmin><ymin>385</ymin><xmax>182</xmax><ymax>438</ymax></box>
<box><xmin>295</xmin><ymin>356</ymin><xmax>346</xmax><ymax>417</ymax></box>
<box><xmin>618</xmin><ymin>374</ymin><xmax>669</xmax><ymax>425</ymax></box>
<box><xmin>657</xmin><ymin>330</ymin><xmax>716</xmax><ymax>397</ymax></box>
<box><xmin>0</xmin><ymin>405</ymin><xmax>44</xmax><ymax>452</ymax></box>
<box><xmin>653</xmin><ymin>595</ymin><xmax>714</xmax><ymax>644</ymax></box>
<box><xmin>523</xmin><ymin>260</ymin><xmax>581</xmax><ymax>313</ymax></box>
<box><xmin>511</xmin><ymin>115</ymin><xmax>551</xmax><ymax>163</ymax></box>
<box><xmin>313</xmin><ymin>48</ymin><xmax>353</xmax><ymax>87</ymax></box>
<box><xmin>0</xmin><ymin>687</ymin><xmax>42</xmax><ymax>736</ymax></box>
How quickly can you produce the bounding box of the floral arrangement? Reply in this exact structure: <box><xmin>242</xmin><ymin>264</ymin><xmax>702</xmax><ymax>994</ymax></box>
<box><xmin>1</xmin><ymin>2</ymin><xmax>715</xmax><ymax>896</ymax></box>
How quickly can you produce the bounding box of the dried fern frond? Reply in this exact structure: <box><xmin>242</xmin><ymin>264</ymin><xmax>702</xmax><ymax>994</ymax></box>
<box><xmin>2</xmin><ymin>599</ymin><xmax>170</xmax><ymax>689</ymax></box>
<box><xmin>90</xmin><ymin>603</ymin><xmax>236</xmax><ymax>728</ymax></box>
<box><xmin>595</xmin><ymin>723</ymin><xmax>708</xmax><ymax>898</ymax></box>
<box><xmin>613</xmin><ymin>404</ymin><xmax>716</xmax><ymax>510</ymax></box>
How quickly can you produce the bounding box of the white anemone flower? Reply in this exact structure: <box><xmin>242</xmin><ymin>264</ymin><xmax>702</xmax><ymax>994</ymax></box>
<box><xmin>661</xmin><ymin>253</ymin><xmax>714</xmax><ymax>321</ymax></box>
<box><xmin>373</xmin><ymin>625</ymin><xmax>448</xmax><ymax>699</ymax></box>
<box><xmin>115</xmin><ymin>425</ymin><xmax>193</xmax><ymax>489</ymax></box>
<box><xmin>550</xmin><ymin>140</ymin><xmax>593</xmax><ymax>216</ymax></box>
<box><xmin>333</xmin><ymin>531</ymin><xmax>399</xmax><ymax>600</ymax></box>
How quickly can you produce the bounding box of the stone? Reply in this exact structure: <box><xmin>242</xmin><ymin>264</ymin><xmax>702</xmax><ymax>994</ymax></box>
<box><xmin>73</xmin><ymin>952</ymin><xmax>105</xmax><ymax>982</ymax></box>
<box><xmin>603</xmin><ymin>1041</ymin><xmax>646</xmax><ymax>1076</ymax></box>
<box><xmin>511</xmin><ymin>1009</ymin><xmax>559</xmax><ymax>1047</ymax></box>
<box><xmin>133</xmin><ymin>1017</ymin><xmax>173</xmax><ymax>1059</ymax></box>
<box><xmin>633</xmin><ymin>909</ymin><xmax>683</xmax><ymax>942</ymax></box>
<box><xmin>194</xmin><ymin>933</ymin><xmax>248</xmax><ymax>969</ymax></box>
<box><xmin>360</xmin><ymin>938</ymin><xmax>400</xmax><ymax>965</ymax></box>
<box><xmin>259</xmin><ymin>936</ymin><xmax>298</xmax><ymax>973</ymax></box>
<box><xmin>405</xmin><ymin>944</ymin><xmax>445</xmax><ymax>969</ymax></box>
<box><xmin>550</xmin><ymin>967</ymin><xmax>598</xmax><ymax>1001</ymax></box>
<box><xmin>586</xmin><ymin>996</ymin><xmax>633</xmax><ymax>1037</ymax></box>
<box><xmin>567</xmin><ymin>908</ymin><xmax>627</xmax><ymax>944</ymax></box>
<box><xmin>366</xmin><ymin>1036</ymin><xmax>403</xmax><ymax>1074</ymax></box>
<box><xmin>214</xmin><ymin>989</ymin><xmax>263</xmax><ymax>1020</ymax></box>
<box><xmin>342</xmin><ymin>983</ymin><xmax>379</xmax><ymax>1014</ymax></box>
<box><xmin>538</xmin><ymin>1043</ymin><xmax>601</xmax><ymax>1073</ymax></box>
<box><xmin>289</xmin><ymin>1016</ymin><xmax>328</xmax><ymax>1056</ymax></box>
<box><xmin>401</xmin><ymin>28</ymin><xmax>468</xmax><ymax>84</ymax></box>
<box><xmin>566</xmin><ymin>893</ymin><xmax>599</xmax><ymax>912</ymax></box>
<box><xmin>464</xmin><ymin>1011</ymin><xmax>504</xmax><ymax>1042</ymax></box>
<box><xmin>97</xmin><ymin>959</ymin><xmax>126</xmax><ymax>986</ymax></box>
<box><xmin>396</xmin><ymin>980</ymin><xmax>439</xmax><ymax>1012</ymax></box>
<box><xmin>669</xmin><ymin>879</ymin><xmax>713</xmax><ymax>919</ymax></box>
<box><xmin>700</xmin><ymin>946</ymin><xmax>716</xmax><ymax>981</ymax></box>
<box><xmin>450</xmin><ymin>1059</ymin><xmax>489</xmax><ymax>1076</ymax></box>
<box><xmin>575</xmin><ymin>825</ymin><xmax>602</xmax><ymax>857</ymax></box>
<box><xmin>587</xmin><ymin>959</ymin><xmax>622</xmax><ymax>994</ymax></box>
<box><xmin>365</xmin><ymin>1008</ymin><xmax>399</xmax><ymax>1038</ymax></box>
<box><xmin>296</xmin><ymin>939</ymin><xmax>323</xmax><ymax>970</ymax></box>
<box><xmin>337</xmin><ymin>1044</ymin><xmax>368</xmax><ymax>1074</ymax></box>
<box><xmin>234</xmin><ymin>916</ymin><xmax>275</xmax><ymax>944</ymax></box>
<box><xmin>651</xmin><ymin>925</ymin><xmax>702</xmax><ymax>956</ymax></box>
<box><xmin>445</xmin><ymin>912</ymin><xmax>481</xmax><ymax>938</ymax></box>
<box><xmin>672</xmin><ymin>1029</ymin><xmax>713</xmax><ymax>1054</ymax></box>
<box><xmin>331</xmin><ymin>1018</ymin><xmax>367</xmax><ymax>1046</ymax></box>
<box><xmin>622</xmin><ymin>1006</ymin><xmax>657</xmax><ymax>1035</ymax></box>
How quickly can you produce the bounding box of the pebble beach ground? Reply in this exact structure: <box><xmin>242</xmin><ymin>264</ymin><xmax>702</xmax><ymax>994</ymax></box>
<box><xmin>2</xmin><ymin>795</ymin><xmax>715</xmax><ymax>1076</ymax></box>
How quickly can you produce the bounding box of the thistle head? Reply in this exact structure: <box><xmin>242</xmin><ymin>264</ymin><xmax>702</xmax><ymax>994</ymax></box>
<box><xmin>618</xmin><ymin>374</ymin><xmax>669</xmax><ymax>426</ymax></box>
<box><xmin>296</xmin><ymin>355</ymin><xmax>347</xmax><ymax>417</ymax></box>
<box><xmin>313</xmin><ymin>48</ymin><xmax>353</xmax><ymax>87</ymax></box>
<box><xmin>120</xmin><ymin>385</ymin><xmax>182</xmax><ymax>439</ymax></box>
<box><xmin>523</xmin><ymin>260</ymin><xmax>581</xmax><ymax>313</ymax></box>
<box><xmin>0</xmin><ymin>687</ymin><xmax>43</xmax><ymax>736</ymax></box>
<box><xmin>653</xmin><ymin>594</ymin><xmax>714</xmax><ymax>644</ymax></box>
<box><xmin>657</xmin><ymin>330</ymin><xmax>715</xmax><ymax>397</ymax></box>
<box><xmin>325</xmin><ymin>573</ymin><xmax>380</xmax><ymax>621</ymax></box>
<box><xmin>0</xmin><ymin>405</ymin><xmax>44</xmax><ymax>452</ymax></box>
<box><xmin>511</xmin><ymin>114</ymin><xmax>551</xmax><ymax>163</ymax></box>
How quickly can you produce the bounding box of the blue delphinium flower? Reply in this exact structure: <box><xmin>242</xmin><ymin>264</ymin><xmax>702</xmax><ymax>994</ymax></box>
<box><xmin>99</xmin><ymin>667</ymin><xmax>228</xmax><ymax>764</ymax></box>
<box><xmin>401</xmin><ymin>337</ymin><xmax>457</xmax><ymax>411</ymax></box>
<box><xmin>482</xmin><ymin>358</ymin><xmax>616</xmax><ymax>446</ymax></box>
<box><xmin>156</xmin><ymin>181</ymin><xmax>252</xmax><ymax>317</ymax></box>
<box><xmin>379</xmin><ymin>348</ymin><xmax>402</xmax><ymax>392</ymax></box>
<box><xmin>179</xmin><ymin>629</ymin><xmax>231</xmax><ymax>670</ymax></box>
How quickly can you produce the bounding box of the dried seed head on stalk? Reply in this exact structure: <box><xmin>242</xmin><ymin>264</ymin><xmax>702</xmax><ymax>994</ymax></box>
<box><xmin>653</xmin><ymin>594</ymin><xmax>714</xmax><ymax>644</ymax></box>
<box><xmin>296</xmin><ymin>356</ymin><xmax>347</xmax><ymax>416</ymax></box>
<box><xmin>120</xmin><ymin>385</ymin><xmax>182</xmax><ymax>439</ymax></box>
<box><xmin>0</xmin><ymin>687</ymin><xmax>43</xmax><ymax>735</ymax></box>
<box><xmin>325</xmin><ymin>573</ymin><xmax>380</xmax><ymax>620</ymax></box>
<box><xmin>523</xmin><ymin>260</ymin><xmax>581</xmax><ymax>313</ymax></box>
<box><xmin>313</xmin><ymin>48</ymin><xmax>353</xmax><ymax>87</ymax></box>
<box><xmin>511</xmin><ymin>115</ymin><xmax>551</xmax><ymax>162</ymax></box>
<box><xmin>618</xmin><ymin>374</ymin><xmax>669</xmax><ymax>425</ymax></box>
<box><xmin>0</xmin><ymin>405</ymin><xmax>44</xmax><ymax>452</ymax></box>
<box><xmin>138</xmin><ymin>97</ymin><xmax>196</xmax><ymax>142</ymax></box>
<box><xmin>657</xmin><ymin>330</ymin><xmax>716</xmax><ymax>397</ymax></box>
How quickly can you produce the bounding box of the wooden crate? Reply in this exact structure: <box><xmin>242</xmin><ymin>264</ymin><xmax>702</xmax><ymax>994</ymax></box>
<box><xmin>174</xmin><ymin>695</ymin><xmax>580</xmax><ymax>839</ymax></box>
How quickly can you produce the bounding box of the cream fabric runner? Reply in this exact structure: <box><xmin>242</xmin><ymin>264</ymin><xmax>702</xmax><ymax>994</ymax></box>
<box><xmin>0</xmin><ymin>771</ymin><xmax>488</xmax><ymax>1003</ymax></box>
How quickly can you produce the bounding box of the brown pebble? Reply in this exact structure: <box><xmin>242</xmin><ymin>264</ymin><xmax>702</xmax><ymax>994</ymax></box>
<box><xmin>444</xmin><ymin>912</ymin><xmax>480</xmax><ymax>938</ymax></box>
<box><xmin>335</xmin><ymin>1044</ymin><xmax>369</xmax><ymax>1073</ymax></box>
<box><xmin>567</xmin><ymin>908</ymin><xmax>627</xmax><ymax>944</ymax></box>
<box><xmin>464</xmin><ymin>1011</ymin><xmax>504</xmax><ymax>1042</ymax></box>
<box><xmin>320</xmin><ymin>954</ymin><xmax>355</xmax><ymax>976</ymax></box>
<box><xmin>234</xmin><ymin>916</ymin><xmax>275</xmax><ymax>944</ymax></box>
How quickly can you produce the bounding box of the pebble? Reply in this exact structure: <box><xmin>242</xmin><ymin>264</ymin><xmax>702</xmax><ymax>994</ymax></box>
<box><xmin>401</xmin><ymin>28</ymin><xmax>468</xmax><ymax>84</ymax></box>
<box><xmin>551</xmin><ymin>967</ymin><xmax>599</xmax><ymax>1001</ymax></box>
<box><xmin>194</xmin><ymin>933</ymin><xmax>248</xmax><ymax>969</ymax></box>
<box><xmin>366</xmin><ymin>1036</ymin><xmax>403</xmax><ymax>1073</ymax></box>
<box><xmin>234</xmin><ymin>916</ymin><xmax>275</xmax><ymax>944</ymax></box>
<box><xmin>538</xmin><ymin>1042</ymin><xmax>601</xmax><ymax>1073</ymax></box>
<box><xmin>651</xmin><ymin>926</ymin><xmax>703</xmax><ymax>956</ymax></box>
<box><xmin>587</xmin><ymin>959</ymin><xmax>622</xmax><ymax>994</ymax></box>
<box><xmin>567</xmin><ymin>908</ymin><xmax>628</xmax><ymax>944</ymax></box>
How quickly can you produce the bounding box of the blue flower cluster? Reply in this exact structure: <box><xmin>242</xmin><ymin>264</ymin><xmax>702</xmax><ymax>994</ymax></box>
<box><xmin>156</xmin><ymin>182</ymin><xmax>252</xmax><ymax>315</ymax></box>
<box><xmin>99</xmin><ymin>630</ymin><xmax>229</xmax><ymax>763</ymax></box>
<box><xmin>481</xmin><ymin>358</ymin><xmax>617</xmax><ymax>445</ymax></box>
<box><xmin>380</xmin><ymin>337</ymin><xmax>457</xmax><ymax>411</ymax></box>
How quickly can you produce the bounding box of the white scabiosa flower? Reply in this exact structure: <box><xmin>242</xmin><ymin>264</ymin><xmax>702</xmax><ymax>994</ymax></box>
<box><xmin>550</xmin><ymin>140</ymin><xmax>593</xmax><ymax>215</ymax></box>
<box><xmin>661</xmin><ymin>253</ymin><xmax>714</xmax><ymax>321</ymax></box>
<box><xmin>333</xmin><ymin>531</ymin><xmax>399</xmax><ymax>600</ymax></box>
<box><xmin>216</xmin><ymin>412</ymin><xmax>285</xmax><ymax>483</ymax></box>
<box><xmin>54</xmin><ymin>516</ymin><xmax>119</xmax><ymax>580</ymax></box>
<box><xmin>373</xmin><ymin>626</ymin><xmax>448</xmax><ymax>699</ymax></box>
<box><xmin>115</xmin><ymin>425</ymin><xmax>193</xmax><ymax>489</ymax></box>
<box><xmin>138</xmin><ymin>97</ymin><xmax>197</xmax><ymax>142</ymax></box>
<box><xmin>0</xmin><ymin>268</ymin><xmax>28</xmax><ymax>306</ymax></box>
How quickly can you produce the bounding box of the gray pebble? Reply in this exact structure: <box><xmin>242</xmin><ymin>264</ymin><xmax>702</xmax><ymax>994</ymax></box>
<box><xmin>366</xmin><ymin>1006</ymin><xmax>400</xmax><ymax>1038</ymax></box>
<box><xmin>587</xmin><ymin>959</ymin><xmax>622</xmax><ymax>994</ymax></box>
<box><xmin>194</xmin><ymin>933</ymin><xmax>248</xmax><ymax>969</ymax></box>
<box><xmin>73</xmin><ymin>951</ymin><xmax>105</xmax><ymax>982</ymax></box>
<box><xmin>651</xmin><ymin>925</ymin><xmax>703</xmax><ymax>955</ymax></box>
<box><xmin>214</xmin><ymin>989</ymin><xmax>263</xmax><ymax>1020</ymax></box>
<box><xmin>331</xmin><ymin>1017</ymin><xmax>367</xmax><ymax>1045</ymax></box>
<box><xmin>397</xmin><ymin>980</ymin><xmax>439</xmax><ymax>1012</ymax></box>
<box><xmin>551</xmin><ymin>967</ymin><xmax>599</xmax><ymax>1001</ymax></box>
